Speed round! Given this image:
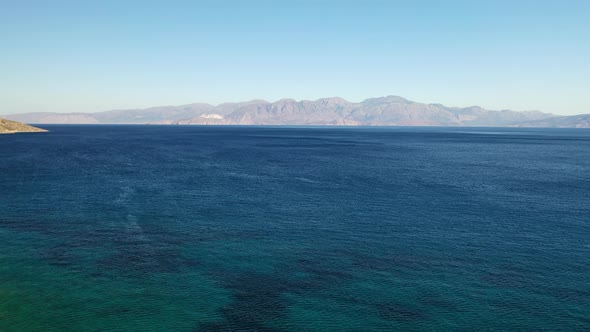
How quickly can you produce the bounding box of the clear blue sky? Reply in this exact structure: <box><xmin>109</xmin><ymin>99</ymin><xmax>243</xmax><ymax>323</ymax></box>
<box><xmin>1</xmin><ymin>0</ymin><xmax>588</xmax><ymax>115</ymax></box>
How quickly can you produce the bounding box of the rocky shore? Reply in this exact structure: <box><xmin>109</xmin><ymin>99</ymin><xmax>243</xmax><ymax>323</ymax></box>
<box><xmin>0</xmin><ymin>118</ymin><xmax>47</xmax><ymax>134</ymax></box>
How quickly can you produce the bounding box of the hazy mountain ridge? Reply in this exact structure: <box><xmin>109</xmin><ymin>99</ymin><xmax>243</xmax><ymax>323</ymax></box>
<box><xmin>2</xmin><ymin>112</ymin><xmax>100</xmax><ymax>124</ymax></box>
<box><xmin>514</xmin><ymin>114</ymin><xmax>590</xmax><ymax>128</ymax></box>
<box><xmin>1</xmin><ymin>95</ymin><xmax>573</xmax><ymax>127</ymax></box>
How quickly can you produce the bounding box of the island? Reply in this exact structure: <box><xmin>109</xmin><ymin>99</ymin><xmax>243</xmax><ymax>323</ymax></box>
<box><xmin>0</xmin><ymin>118</ymin><xmax>48</xmax><ymax>134</ymax></box>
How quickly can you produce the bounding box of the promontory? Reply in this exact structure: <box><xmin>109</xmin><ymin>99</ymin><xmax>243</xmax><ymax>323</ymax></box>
<box><xmin>0</xmin><ymin>118</ymin><xmax>47</xmax><ymax>134</ymax></box>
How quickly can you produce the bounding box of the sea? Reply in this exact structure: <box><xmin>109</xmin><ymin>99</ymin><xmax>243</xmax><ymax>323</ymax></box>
<box><xmin>1</xmin><ymin>125</ymin><xmax>589</xmax><ymax>331</ymax></box>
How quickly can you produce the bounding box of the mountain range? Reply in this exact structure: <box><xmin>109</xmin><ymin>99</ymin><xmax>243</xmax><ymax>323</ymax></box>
<box><xmin>2</xmin><ymin>96</ymin><xmax>588</xmax><ymax>128</ymax></box>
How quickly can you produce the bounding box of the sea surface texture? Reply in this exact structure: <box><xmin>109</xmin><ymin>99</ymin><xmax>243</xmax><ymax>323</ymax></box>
<box><xmin>1</xmin><ymin>125</ymin><xmax>589</xmax><ymax>331</ymax></box>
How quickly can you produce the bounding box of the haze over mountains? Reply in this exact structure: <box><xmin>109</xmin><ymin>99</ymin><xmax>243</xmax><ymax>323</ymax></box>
<box><xmin>3</xmin><ymin>96</ymin><xmax>588</xmax><ymax>127</ymax></box>
<box><xmin>513</xmin><ymin>114</ymin><xmax>590</xmax><ymax>128</ymax></box>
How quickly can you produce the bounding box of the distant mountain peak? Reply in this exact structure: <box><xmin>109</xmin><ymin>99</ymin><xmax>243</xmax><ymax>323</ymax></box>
<box><xmin>315</xmin><ymin>97</ymin><xmax>351</xmax><ymax>104</ymax></box>
<box><xmin>384</xmin><ymin>95</ymin><xmax>409</xmax><ymax>101</ymax></box>
<box><xmin>274</xmin><ymin>98</ymin><xmax>298</xmax><ymax>104</ymax></box>
<box><xmin>362</xmin><ymin>95</ymin><xmax>410</xmax><ymax>104</ymax></box>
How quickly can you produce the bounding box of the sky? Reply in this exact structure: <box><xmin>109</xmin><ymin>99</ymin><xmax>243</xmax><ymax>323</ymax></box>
<box><xmin>1</xmin><ymin>0</ymin><xmax>589</xmax><ymax>115</ymax></box>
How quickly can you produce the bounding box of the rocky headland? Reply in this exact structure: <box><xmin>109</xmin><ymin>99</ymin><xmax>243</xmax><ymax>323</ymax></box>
<box><xmin>0</xmin><ymin>118</ymin><xmax>48</xmax><ymax>134</ymax></box>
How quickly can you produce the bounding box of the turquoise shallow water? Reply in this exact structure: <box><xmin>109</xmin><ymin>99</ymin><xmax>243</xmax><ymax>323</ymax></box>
<box><xmin>1</xmin><ymin>125</ymin><xmax>589</xmax><ymax>331</ymax></box>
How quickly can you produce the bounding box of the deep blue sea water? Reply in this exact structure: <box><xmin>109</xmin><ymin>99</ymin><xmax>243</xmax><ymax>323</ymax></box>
<box><xmin>1</xmin><ymin>125</ymin><xmax>589</xmax><ymax>331</ymax></box>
